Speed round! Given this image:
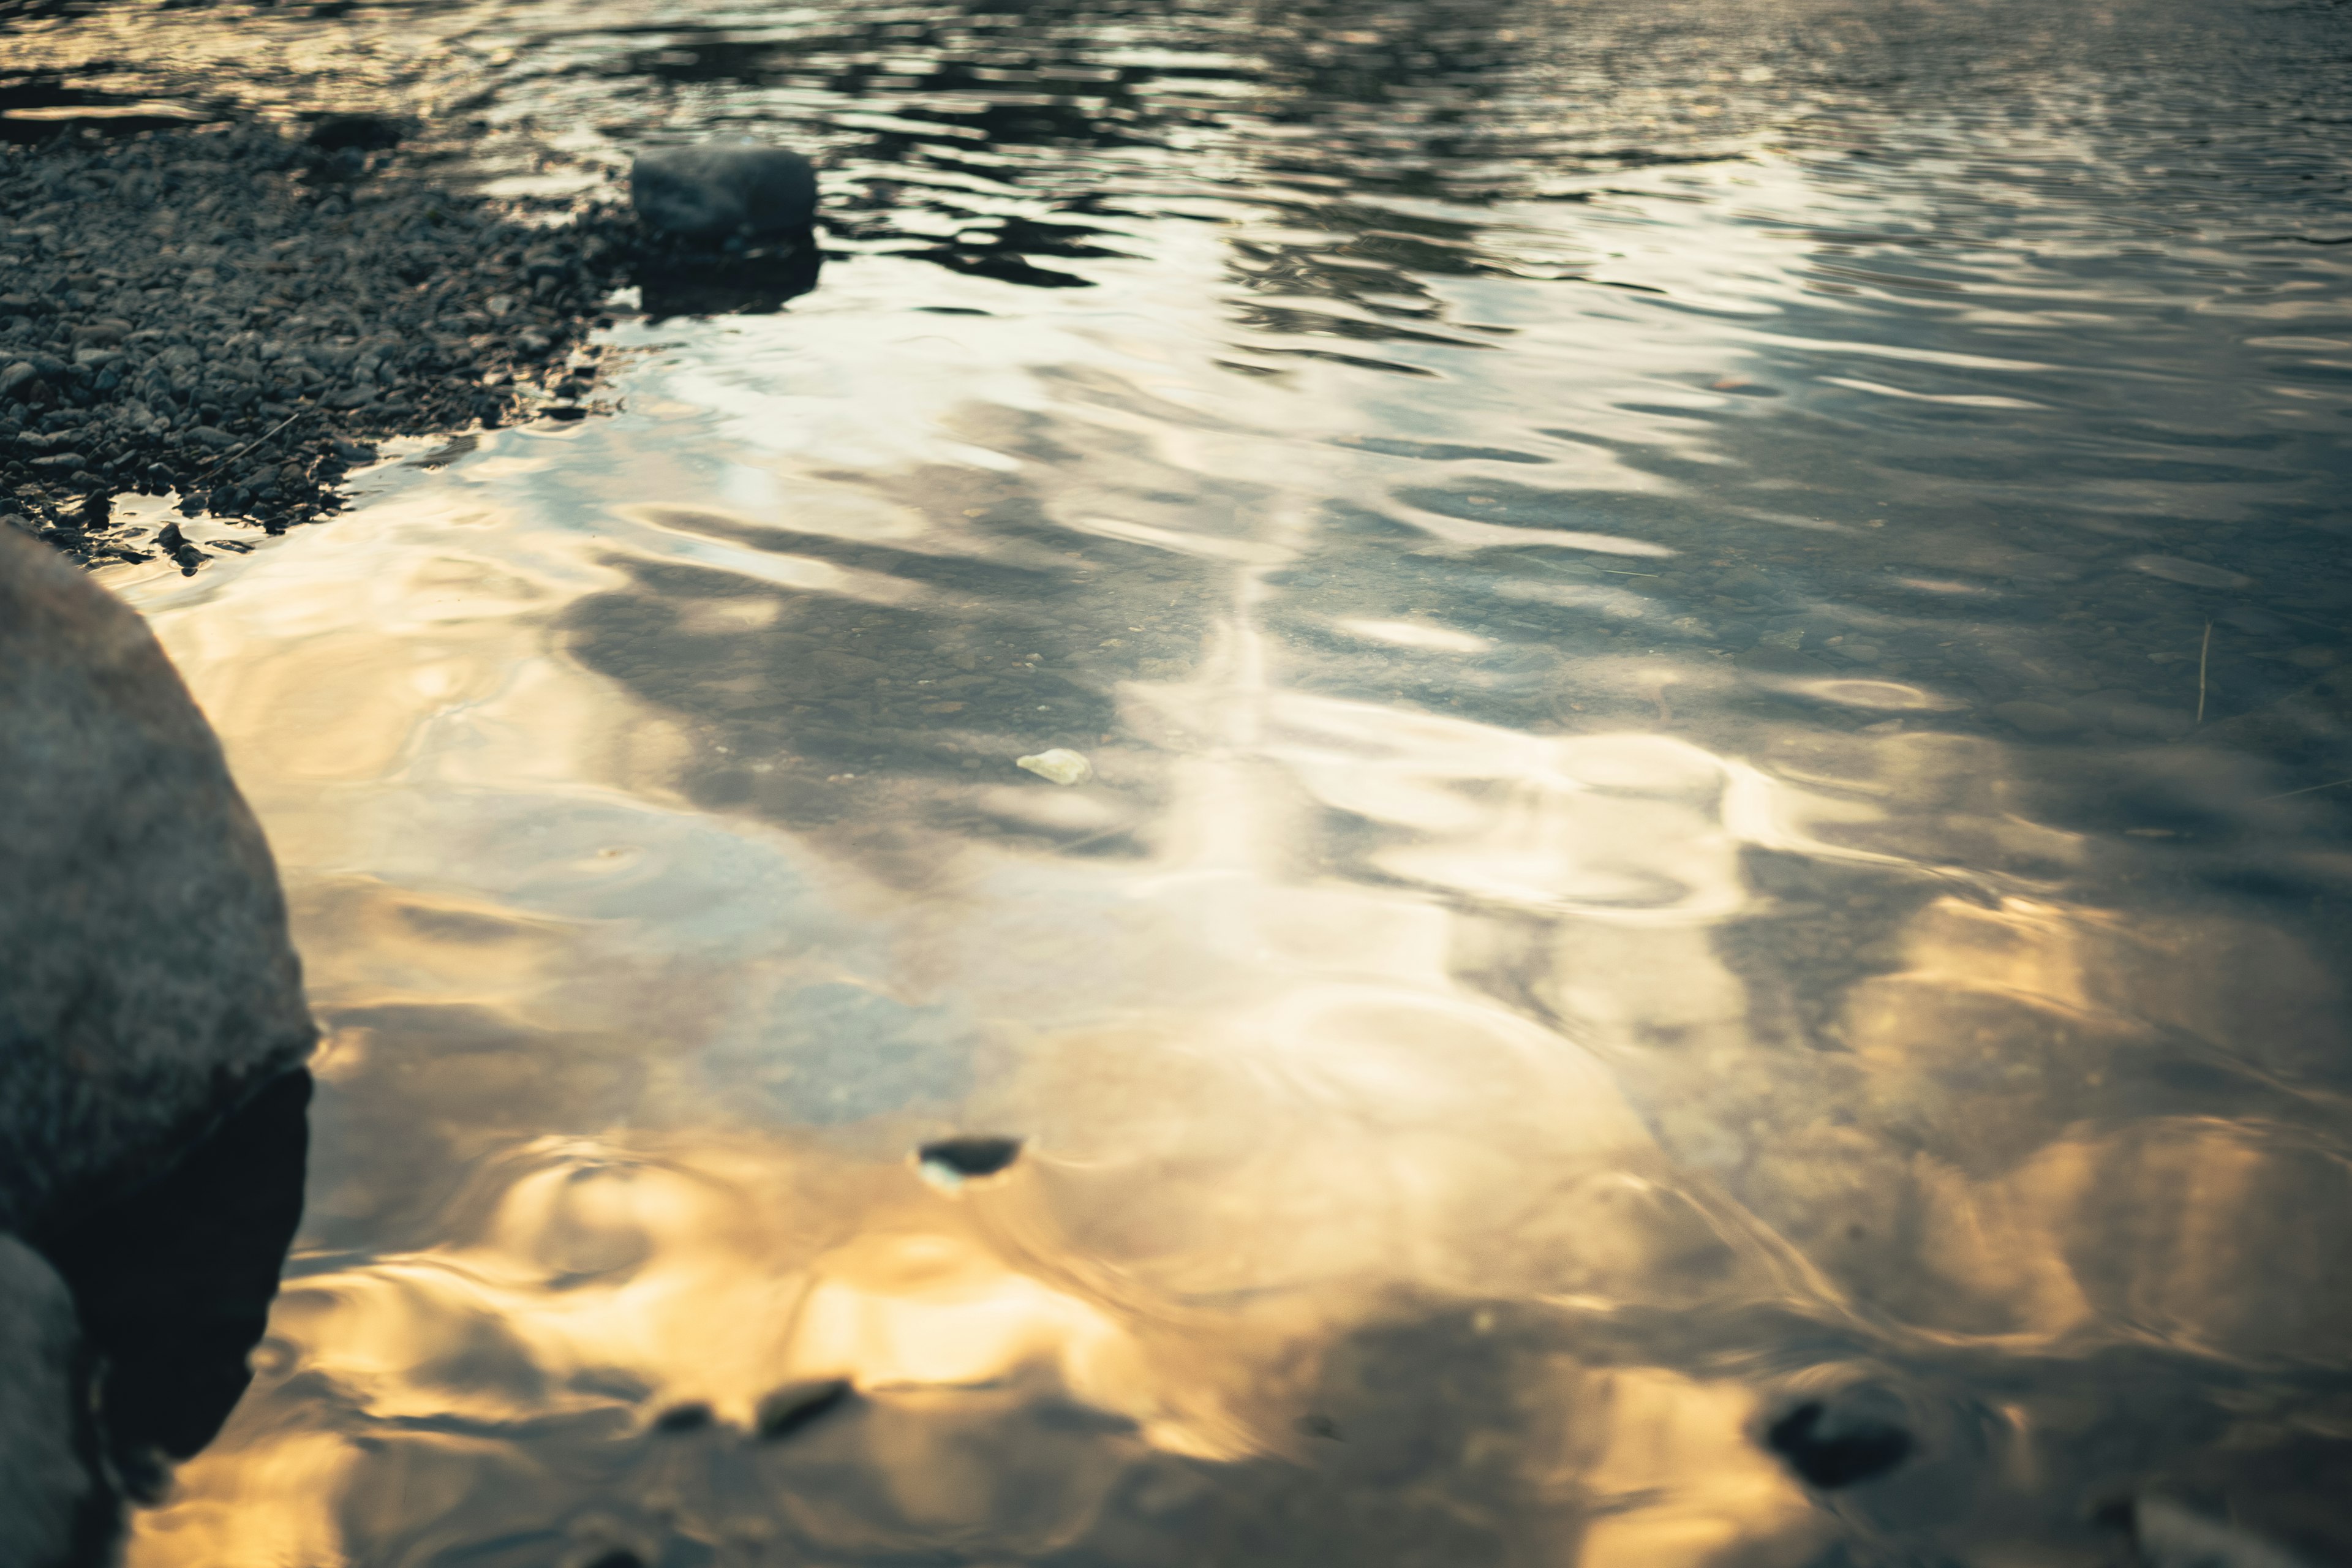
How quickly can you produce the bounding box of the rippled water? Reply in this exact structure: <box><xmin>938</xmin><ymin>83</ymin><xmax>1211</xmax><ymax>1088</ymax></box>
<box><xmin>21</xmin><ymin>0</ymin><xmax>2352</xmax><ymax>1559</ymax></box>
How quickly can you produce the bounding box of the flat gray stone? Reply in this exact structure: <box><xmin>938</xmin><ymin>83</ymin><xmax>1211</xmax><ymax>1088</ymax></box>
<box><xmin>631</xmin><ymin>143</ymin><xmax>817</xmax><ymax>239</ymax></box>
<box><xmin>1990</xmin><ymin>699</ymin><xmax>2083</xmax><ymax>737</ymax></box>
<box><xmin>0</xmin><ymin>1235</ymin><xmax>91</xmax><ymax>1568</ymax></box>
<box><xmin>0</xmin><ymin>528</ymin><xmax>315</xmax><ymax>1235</ymax></box>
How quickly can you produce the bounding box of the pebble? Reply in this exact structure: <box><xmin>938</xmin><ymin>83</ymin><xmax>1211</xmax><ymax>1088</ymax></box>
<box><xmin>755</xmin><ymin>1378</ymin><xmax>854</xmax><ymax>1442</ymax></box>
<box><xmin>1765</xmin><ymin>1396</ymin><xmax>1913</xmax><ymax>1489</ymax></box>
<box><xmin>916</xmin><ymin>1134</ymin><xmax>1024</xmax><ymax>1190</ymax></box>
<box><xmin>1016</xmin><ymin>747</ymin><xmax>1093</xmax><ymax>785</ymax></box>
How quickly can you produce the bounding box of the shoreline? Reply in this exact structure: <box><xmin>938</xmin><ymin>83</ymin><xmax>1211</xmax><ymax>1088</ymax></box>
<box><xmin>1</xmin><ymin>118</ymin><xmax>640</xmax><ymax>572</ymax></box>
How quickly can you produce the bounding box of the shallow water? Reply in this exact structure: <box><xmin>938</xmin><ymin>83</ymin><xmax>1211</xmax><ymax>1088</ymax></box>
<box><xmin>24</xmin><ymin>0</ymin><xmax>2352</xmax><ymax>1559</ymax></box>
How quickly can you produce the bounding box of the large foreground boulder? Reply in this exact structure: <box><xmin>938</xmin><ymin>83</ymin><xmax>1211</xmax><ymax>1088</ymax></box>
<box><xmin>1</xmin><ymin>527</ymin><xmax>315</xmax><ymax>1562</ymax></box>
<box><xmin>0</xmin><ymin>527</ymin><xmax>315</xmax><ymax>1234</ymax></box>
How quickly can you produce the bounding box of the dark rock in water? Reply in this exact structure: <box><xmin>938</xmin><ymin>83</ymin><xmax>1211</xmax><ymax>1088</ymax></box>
<box><xmin>755</xmin><ymin>1378</ymin><xmax>854</xmax><ymax>1442</ymax></box>
<box><xmin>631</xmin><ymin>144</ymin><xmax>818</xmax><ymax>239</ymax></box>
<box><xmin>917</xmin><ymin>1134</ymin><xmax>1025</xmax><ymax>1181</ymax></box>
<box><xmin>1765</xmin><ymin>1396</ymin><xmax>1914</xmax><ymax>1488</ymax></box>
<box><xmin>0</xmin><ymin>527</ymin><xmax>316</xmax><ymax>1235</ymax></box>
<box><xmin>0</xmin><ymin>1237</ymin><xmax>94</xmax><ymax>1568</ymax></box>
<box><xmin>654</xmin><ymin>1401</ymin><xmax>715</xmax><ymax>1433</ymax></box>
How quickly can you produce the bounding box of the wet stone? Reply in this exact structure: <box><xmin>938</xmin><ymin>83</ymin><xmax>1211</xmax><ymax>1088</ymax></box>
<box><xmin>917</xmin><ymin>1134</ymin><xmax>1024</xmax><ymax>1181</ymax></box>
<box><xmin>652</xmin><ymin>1401</ymin><xmax>714</xmax><ymax>1433</ymax></box>
<box><xmin>755</xmin><ymin>1378</ymin><xmax>853</xmax><ymax>1442</ymax></box>
<box><xmin>630</xmin><ymin>144</ymin><xmax>817</xmax><ymax>240</ymax></box>
<box><xmin>1765</xmin><ymin>1398</ymin><xmax>1914</xmax><ymax>1489</ymax></box>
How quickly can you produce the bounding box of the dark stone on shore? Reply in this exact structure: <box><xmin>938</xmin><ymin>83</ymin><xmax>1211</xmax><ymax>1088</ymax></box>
<box><xmin>0</xmin><ymin>526</ymin><xmax>315</xmax><ymax>1234</ymax></box>
<box><xmin>631</xmin><ymin>143</ymin><xmax>817</xmax><ymax>239</ymax></box>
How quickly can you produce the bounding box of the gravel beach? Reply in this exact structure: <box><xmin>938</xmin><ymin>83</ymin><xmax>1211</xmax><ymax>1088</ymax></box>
<box><xmin>1</xmin><ymin>118</ymin><xmax>641</xmax><ymax>570</ymax></box>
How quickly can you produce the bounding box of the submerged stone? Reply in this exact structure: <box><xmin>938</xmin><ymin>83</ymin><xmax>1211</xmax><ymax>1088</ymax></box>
<box><xmin>630</xmin><ymin>144</ymin><xmax>818</xmax><ymax>240</ymax></box>
<box><xmin>1016</xmin><ymin>747</ymin><xmax>1093</xmax><ymax>785</ymax></box>
<box><xmin>1991</xmin><ymin>699</ymin><xmax>2084</xmax><ymax>737</ymax></box>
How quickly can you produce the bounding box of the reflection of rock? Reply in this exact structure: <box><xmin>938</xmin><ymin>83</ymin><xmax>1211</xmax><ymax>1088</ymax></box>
<box><xmin>0</xmin><ymin>528</ymin><xmax>314</xmax><ymax>1561</ymax></box>
<box><xmin>37</xmin><ymin>1069</ymin><xmax>312</xmax><ymax>1479</ymax></box>
<box><xmin>636</xmin><ymin>231</ymin><xmax>824</xmax><ymax>320</ymax></box>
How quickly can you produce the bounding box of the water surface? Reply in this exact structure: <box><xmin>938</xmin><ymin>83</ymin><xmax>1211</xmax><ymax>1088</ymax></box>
<box><xmin>23</xmin><ymin>0</ymin><xmax>2352</xmax><ymax>1560</ymax></box>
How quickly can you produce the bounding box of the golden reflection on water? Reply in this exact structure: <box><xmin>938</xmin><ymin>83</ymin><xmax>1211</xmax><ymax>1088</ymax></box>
<box><xmin>106</xmin><ymin>452</ymin><xmax>2352</xmax><ymax>1564</ymax></box>
<box><xmin>108</xmin><ymin>475</ymin><xmax>1821</xmax><ymax>1562</ymax></box>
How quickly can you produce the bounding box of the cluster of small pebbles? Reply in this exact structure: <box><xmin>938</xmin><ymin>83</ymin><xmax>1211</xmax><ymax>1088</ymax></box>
<box><xmin>0</xmin><ymin>117</ymin><xmax>641</xmax><ymax>570</ymax></box>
